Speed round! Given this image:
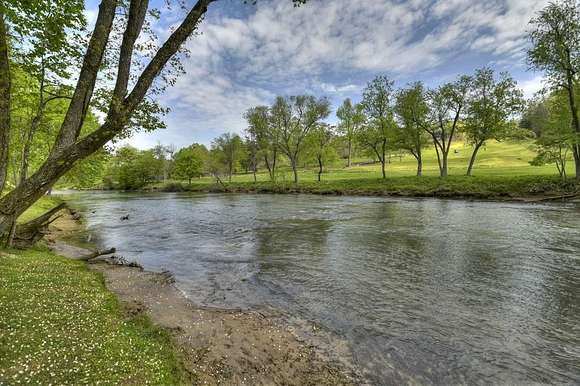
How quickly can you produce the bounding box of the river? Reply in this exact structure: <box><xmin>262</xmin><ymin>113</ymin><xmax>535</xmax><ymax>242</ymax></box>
<box><xmin>60</xmin><ymin>192</ymin><xmax>580</xmax><ymax>385</ymax></box>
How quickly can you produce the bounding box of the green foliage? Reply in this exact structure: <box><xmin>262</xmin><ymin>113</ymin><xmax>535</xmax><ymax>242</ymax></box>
<box><xmin>357</xmin><ymin>76</ymin><xmax>397</xmax><ymax>176</ymax></box>
<box><xmin>464</xmin><ymin>67</ymin><xmax>525</xmax><ymax>146</ymax></box>
<box><xmin>395</xmin><ymin>82</ymin><xmax>430</xmax><ymax>160</ymax></box>
<box><xmin>60</xmin><ymin>150</ymin><xmax>110</xmax><ymax>189</ymax></box>
<box><xmin>105</xmin><ymin>146</ymin><xmax>163</xmax><ymax>190</ymax></box>
<box><xmin>336</xmin><ymin>98</ymin><xmax>365</xmax><ymax>166</ymax></box>
<box><xmin>174</xmin><ymin>144</ymin><xmax>207</xmax><ymax>183</ymax></box>
<box><xmin>211</xmin><ymin>133</ymin><xmax>243</xmax><ymax>180</ymax></box>
<box><xmin>529</xmin><ymin>91</ymin><xmax>577</xmax><ymax>178</ymax></box>
<box><xmin>527</xmin><ymin>0</ymin><xmax>580</xmax><ymax>88</ymax></box>
<box><xmin>2</xmin><ymin>0</ymin><xmax>86</xmax><ymax>80</ymax></box>
<box><xmin>0</xmin><ymin>248</ymin><xmax>184</xmax><ymax>384</ymax></box>
<box><xmin>272</xmin><ymin>95</ymin><xmax>331</xmax><ymax>182</ymax></box>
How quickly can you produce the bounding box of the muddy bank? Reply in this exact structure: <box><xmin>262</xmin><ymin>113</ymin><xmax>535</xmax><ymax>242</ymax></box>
<box><xmin>46</xmin><ymin>208</ymin><xmax>361</xmax><ymax>385</ymax></box>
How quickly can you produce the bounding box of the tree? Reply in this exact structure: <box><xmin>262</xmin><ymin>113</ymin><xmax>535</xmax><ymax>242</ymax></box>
<box><xmin>211</xmin><ymin>133</ymin><xmax>243</xmax><ymax>182</ymax></box>
<box><xmin>528</xmin><ymin>0</ymin><xmax>580</xmax><ymax>180</ymax></box>
<box><xmin>152</xmin><ymin>143</ymin><xmax>175</xmax><ymax>182</ymax></box>
<box><xmin>425</xmin><ymin>75</ymin><xmax>471</xmax><ymax>177</ymax></box>
<box><xmin>529</xmin><ymin>92</ymin><xmax>576</xmax><ymax>179</ymax></box>
<box><xmin>273</xmin><ymin>95</ymin><xmax>331</xmax><ymax>183</ymax></box>
<box><xmin>395</xmin><ymin>82</ymin><xmax>430</xmax><ymax>176</ymax></box>
<box><xmin>242</xmin><ymin>135</ymin><xmax>259</xmax><ymax>182</ymax></box>
<box><xmin>336</xmin><ymin>98</ymin><xmax>364</xmax><ymax>167</ymax></box>
<box><xmin>358</xmin><ymin>75</ymin><xmax>396</xmax><ymax>179</ymax></box>
<box><xmin>174</xmin><ymin>145</ymin><xmax>204</xmax><ymax>184</ymax></box>
<box><xmin>463</xmin><ymin>68</ymin><xmax>524</xmax><ymax>176</ymax></box>
<box><xmin>106</xmin><ymin>146</ymin><xmax>161</xmax><ymax>190</ymax></box>
<box><xmin>244</xmin><ymin>106</ymin><xmax>279</xmax><ymax>181</ymax></box>
<box><xmin>0</xmin><ymin>8</ymin><xmax>9</xmax><ymax>193</ymax></box>
<box><xmin>0</xmin><ymin>0</ymin><xmax>307</xmax><ymax>236</ymax></box>
<box><xmin>306</xmin><ymin>123</ymin><xmax>336</xmax><ymax>181</ymax></box>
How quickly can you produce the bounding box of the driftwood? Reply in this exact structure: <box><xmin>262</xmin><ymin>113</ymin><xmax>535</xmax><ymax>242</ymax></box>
<box><xmin>78</xmin><ymin>247</ymin><xmax>116</xmax><ymax>261</ymax></box>
<box><xmin>11</xmin><ymin>203</ymin><xmax>67</xmax><ymax>248</ymax></box>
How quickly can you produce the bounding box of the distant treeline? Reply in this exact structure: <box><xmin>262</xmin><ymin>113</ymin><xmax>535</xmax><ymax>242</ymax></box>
<box><xmin>99</xmin><ymin>66</ymin><xmax>578</xmax><ymax>190</ymax></box>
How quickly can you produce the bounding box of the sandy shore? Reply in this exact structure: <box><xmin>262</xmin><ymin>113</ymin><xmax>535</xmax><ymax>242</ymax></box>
<box><xmin>45</xmin><ymin>208</ymin><xmax>362</xmax><ymax>385</ymax></box>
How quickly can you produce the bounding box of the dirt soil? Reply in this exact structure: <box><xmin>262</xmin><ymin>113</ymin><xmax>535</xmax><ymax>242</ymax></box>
<box><xmin>46</xmin><ymin>209</ymin><xmax>362</xmax><ymax>386</ymax></box>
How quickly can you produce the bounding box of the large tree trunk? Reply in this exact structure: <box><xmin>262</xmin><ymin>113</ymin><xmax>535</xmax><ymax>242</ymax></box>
<box><xmin>0</xmin><ymin>11</ymin><xmax>10</xmax><ymax>194</ymax></box>
<box><xmin>0</xmin><ymin>0</ymin><xmax>213</xmax><ymax>235</ymax></box>
<box><xmin>317</xmin><ymin>156</ymin><xmax>323</xmax><ymax>182</ymax></box>
<box><xmin>466</xmin><ymin>141</ymin><xmax>483</xmax><ymax>176</ymax></box>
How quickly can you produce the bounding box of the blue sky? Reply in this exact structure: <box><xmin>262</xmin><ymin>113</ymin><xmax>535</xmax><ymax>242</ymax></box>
<box><xmin>87</xmin><ymin>0</ymin><xmax>549</xmax><ymax>149</ymax></box>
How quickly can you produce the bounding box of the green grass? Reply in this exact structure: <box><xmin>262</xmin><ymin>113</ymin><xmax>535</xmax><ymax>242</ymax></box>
<box><xmin>18</xmin><ymin>196</ymin><xmax>63</xmax><ymax>224</ymax></box>
<box><xmin>148</xmin><ymin>141</ymin><xmax>578</xmax><ymax>198</ymax></box>
<box><xmin>0</xmin><ymin>247</ymin><xmax>186</xmax><ymax>385</ymax></box>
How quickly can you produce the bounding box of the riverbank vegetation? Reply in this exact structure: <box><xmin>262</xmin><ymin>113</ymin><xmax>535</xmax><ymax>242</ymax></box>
<box><xmin>0</xmin><ymin>247</ymin><xmax>185</xmax><ymax>384</ymax></box>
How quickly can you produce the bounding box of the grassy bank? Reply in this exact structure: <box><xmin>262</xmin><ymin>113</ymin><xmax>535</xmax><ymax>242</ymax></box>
<box><xmin>152</xmin><ymin>175</ymin><xmax>579</xmax><ymax>200</ymax></box>
<box><xmin>139</xmin><ymin>141</ymin><xmax>578</xmax><ymax>199</ymax></box>
<box><xmin>0</xmin><ymin>247</ymin><xmax>186</xmax><ymax>384</ymax></box>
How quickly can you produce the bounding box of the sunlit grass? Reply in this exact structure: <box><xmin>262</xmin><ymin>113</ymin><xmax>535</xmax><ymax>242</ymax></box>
<box><xmin>17</xmin><ymin>196</ymin><xmax>63</xmax><ymax>224</ymax></box>
<box><xmin>152</xmin><ymin>141</ymin><xmax>577</xmax><ymax>196</ymax></box>
<box><xmin>154</xmin><ymin>141</ymin><xmax>571</xmax><ymax>187</ymax></box>
<box><xmin>0</xmin><ymin>247</ymin><xmax>185</xmax><ymax>385</ymax></box>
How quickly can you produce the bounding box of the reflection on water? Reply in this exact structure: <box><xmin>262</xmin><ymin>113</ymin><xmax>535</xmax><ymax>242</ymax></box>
<box><xmin>61</xmin><ymin>192</ymin><xmax>580</xmax><ymax>385</ymax></box>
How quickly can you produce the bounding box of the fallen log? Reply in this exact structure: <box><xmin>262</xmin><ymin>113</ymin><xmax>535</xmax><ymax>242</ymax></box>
<box><xmin>78</xmin><ymin>247</ymin><xmax>116</xmax><ymax>261</ymax></box>
<box><xmin>11</xmin><ymin>203</ymin><xmax>67</xmax><ymax>248</ymax></box>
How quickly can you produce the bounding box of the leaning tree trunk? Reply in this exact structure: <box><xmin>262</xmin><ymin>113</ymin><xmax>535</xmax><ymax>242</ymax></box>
<box><xmin>466</xmin><ymin>141</ymin><xmax>483</xmax><ymax>176</ymax></box>
<box><xmin>0</xmin><ymin>11</ymin><xmax>11</xmax><ymax>194</ymax></box>
<box><xmin>0</xmin><ymin>0</ymin><xmax>213</xmax><ymax>234</ymax></box>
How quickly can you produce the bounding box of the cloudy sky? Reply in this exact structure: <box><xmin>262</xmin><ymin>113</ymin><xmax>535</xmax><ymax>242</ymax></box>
<box><xmin>89</xmin><ymin>0</ymin><xmax>549</xmax><ymax>148</ymax></box>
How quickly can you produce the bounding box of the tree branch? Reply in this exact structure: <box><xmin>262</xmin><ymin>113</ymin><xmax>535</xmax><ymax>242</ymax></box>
<box><xmin>124</xmin><ymin>0</ymin><xmax>214</xmax><ymax>112</ymax></box>
<box><xmin>0</xmin><ymin>11</ymin><xmax>11</xmax><ymax>194</ymax></box>
<box><xmin>111</xmin><ymin>0</ymin><xmax>149</xmax><ymax>105</ymax></box>
<box><xmin>52</xmin><ymin>0</ymin><xmax>118</xmax><ymax>151</ymax></box>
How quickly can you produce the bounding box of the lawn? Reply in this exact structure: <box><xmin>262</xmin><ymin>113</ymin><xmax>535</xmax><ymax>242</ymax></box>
<box><xmin>150</xmin><ymin>141</ymin><xmax>578</xmax><ymax>197</ymax></box>
<box><xmin>155</xmin><ymin>140</ymin><xmax>572</xmax><ymax>186</ymax></box>
<box><xmin>0</xmin><ymin>247</ymin><xmax>186</xmax><ymax>385</ymax></box>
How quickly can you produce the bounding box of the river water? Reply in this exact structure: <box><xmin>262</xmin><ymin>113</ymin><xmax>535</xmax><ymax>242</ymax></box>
<box><xmin>61</xmin><ymin>192</ymin><xmax>580</xmax><ymax>385</ymax></box>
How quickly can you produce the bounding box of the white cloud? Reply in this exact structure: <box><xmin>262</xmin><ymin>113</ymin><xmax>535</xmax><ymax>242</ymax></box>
<box><xmin>519</xmin><ymin>75</ymin><xmax>546</xmax><ymax>99</ymax></box>
<box><xmin>126</xmin><ymin>0</ymin><xmax>552</xmax><ymax>148</ymax></box>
